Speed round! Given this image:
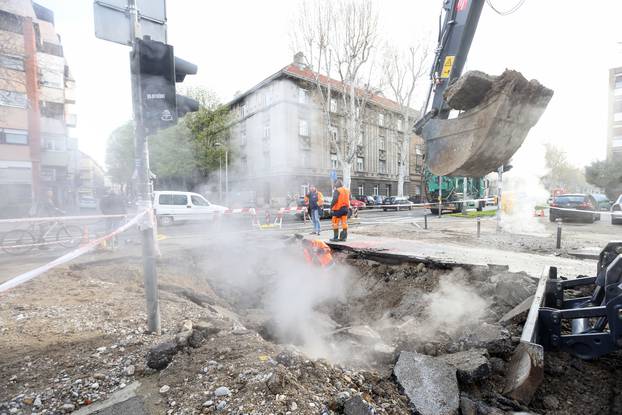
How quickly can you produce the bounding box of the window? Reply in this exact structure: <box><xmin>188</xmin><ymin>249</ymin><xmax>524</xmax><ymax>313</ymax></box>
<box><xmin>263</xmin><ymin>151</ymin><xmax>271</xmax><ymax>170</ymax></box>
<box><xmin>613</xmin><ymin>136</ymin><xmax>622</xmax><ymax>149</ymax></box>
<box><xmin>330</xmin><ymin>98</ymin><xmax>337</xmax><ymax>113</ymax></box>
<box><xmin>415</xmin><ymin>145</ymin><xmax>423</xmax><ymax>156</ymax></box>
<box><xmin>2</xmin><ymin>129</ymin><xmax>28</xmax><ymax>145</ymax></box>
<box><xmin>386</xmin><ymin>185</ymin><xmax>391</xmax><ymax>197</ymax></box>
<box><xmin>301</xmin><ymin>184</ymin><xmax>309</xmax><ymax>195</ymax></box>
<box><xmin>0</xmin><ymin>90</ymin><xmax>27</xmax><ymax>108</ymax></box>
<box><xmin>191</xmin><ymin>195</ymin><xmax>209</xmax><ymax>206</ymax></box>
<box><xmin>298</xmin><ymin>87</ymin><xmax>309</xmax><ymax>104</ymax></box>
<box><xmin>240</xmin><ymin>104</ymin><xmax>247</xmax><ymax>118</ymax></box>
<box><xmin>397</xmin><ymin>118</ymin><xmax>403</xmax><ymax>131</ymax></box>
<box><xmin>373</xmin><ymin>185</ymin><xmax>379</xmax><ymax>196</ymax></box>
<box><xmin>172</xmin><ymin>195</ymin><xmax>188</xmax><ymax>205</ymax></box>
<box><xmin>378</xmin><ymin>113</ymin><xmax>384</xmax><ymax>127</ymax></box>
<box><xmin>43</xmin><ymin>136</ymin><xmax>66</xmax><ymax>151</ymax></box>
<box><xmin>0</xmin><ymin>10</ymin><xmax>23</xmax><ymax>33</ymax></box>
<box><xmin>358</xmin><ymin>185</ymin><xmax>364</xmax><ymax>196</ymax></box>
<box><xmin>40</xmin><ymin>101</ymin><xmax>65</xmax><ymax>119</ymax></box>
<box><xmin>330</xmin><ymin>127</ymin><xmax>338</xmax><ymax>143</ymax></box>
<box><xmin>299</xmin><ymin>119</ymin><xmax>309</xmax><ymax>136</ymax></box>
<box><xmin>264</xmin><ymin>126</ymin><xmax>270</xmax><ymax>139</ymax></box>
<box><xmin>330</xmin><ymin>154</ymin><xmax>338</xmax><ymax>169</ymax></box>
<box><xmin>379</xmin><ymin>159</ymin><xmax>386</xmax><ymax>174</ymax></box>
<box><xmin>614</xmin><ymin>113</ymin><xmax>622</xmax><ymax>123</ymax></box>
<box><xmin>379</xmin><ymin>137</ymin><xmax>385</xmax><ymax>151</ymax></box>
<box><xmin>356</xmin><ymin>157</ymin><xmax>364</xmax><ymax>172</ymax></box>
<box><xmin>0</xmin><ymin>55</ymin><xmax>24</xmax><ymax>71</ymax></box>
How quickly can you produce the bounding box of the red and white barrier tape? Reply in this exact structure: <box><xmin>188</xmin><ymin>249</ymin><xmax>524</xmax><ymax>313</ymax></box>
<box><xmin>0</xmin><ymin>213</ymin><xmax>129</xmax><ymax>224</ymax></box>
<box><xmin>0</xmin><ymin>210</ymin><xmax>147</xmax><ymax>294</ymax></box>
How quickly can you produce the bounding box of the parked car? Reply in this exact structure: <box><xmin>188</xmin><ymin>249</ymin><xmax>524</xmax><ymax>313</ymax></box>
<box><xmin>356</xmin><ymin>195</ymin><xmax>376</xmax><ymax>208</ymax></box>
<box><xmin>373</xmin><ymin>195</ymin><xmax>385</xmax><ymax>205</ymax></box>
<box><xmin>382</xmin><ymin>196</ymin><xmax>414</xmax><ymax>211</ymax></box>
<box><xmin>350</xmin><ymin>197</ymin><xmax>366</xmax><ymax>209</ymax></box>
<box><xmin>79</xmin><ymin>197</ymin><xmax>98</xmax><ymax>210</ymax></box>
<box><xmin>592</xmin><ymin>193</ymin><xmax>612</xmax><ymax>211</ymax></box>
<box><xmin>153</xmin><ymin>191</ymin><xmax>228</xmax><ymax>226</ymax></box>
<box><xmin>408</xmin><ymin>195</ymin><xmax>425</xmax><ymax>205</ymax></box>
<box><xmin>611</xmin><ymin>194</ymin><xmax>622</xmax><ymax>225</ymax></box>
<box><xmin>549</xmin><ymin>193</ymin><xmax>600</xmax><ymax>223</ymax></box>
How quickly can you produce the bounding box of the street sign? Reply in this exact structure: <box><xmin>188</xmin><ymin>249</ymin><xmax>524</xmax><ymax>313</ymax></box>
<box><xmin>93</xmin><ymin>0</ymin><xmax>166</xmax><ymax>46</ymax></box>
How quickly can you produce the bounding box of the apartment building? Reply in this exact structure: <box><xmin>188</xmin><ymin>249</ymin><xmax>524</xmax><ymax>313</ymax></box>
<box><xmin>227</xmin><ymin>53</ymin><xmax>424</xmax><ymax>205</ymax></box>
<box><xmin>608</xmin><ymin>67</ymin><xmax>622</xmax><ymax>163</ymax></box>
<box><xmin>78</xmin><ymin>151</ymin><xmax>106</xmax><ymax>201</ymax></box>
<box><xmin>0</xmin><ymin>1</ymin><xmax>78</xmax><ymax>217</ymax></box>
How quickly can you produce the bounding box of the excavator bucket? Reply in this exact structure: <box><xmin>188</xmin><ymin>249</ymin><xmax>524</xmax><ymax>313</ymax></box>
<box><xmin>422</xmin><ymin>70</ymin><xmax>554</xmax><ymax>177</ymax></box>
<box><xmin>503</xmin><ymin>266</ymin><xmax>551</xmax><ymax>404</ymax></box>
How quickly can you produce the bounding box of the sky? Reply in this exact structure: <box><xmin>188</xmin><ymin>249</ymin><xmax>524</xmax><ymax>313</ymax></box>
<box><xmin>35</xmin><ymin>0</ymin><xmax>622</xmax><ymax>169</ymax></box>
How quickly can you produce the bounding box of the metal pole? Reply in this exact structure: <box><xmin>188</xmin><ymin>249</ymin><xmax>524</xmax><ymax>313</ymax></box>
<box><xmin>424</xmin><ymin>214</ymin><xmax>428</xmax><ymax>230</ymax></box>
<box><xmin>225</xmin><ymin>149</ymin><xmax>228</xmax><ymax>206</ymax></box>
<box><xmin>437</xmin><ymin>175</ymin><xmax>442</xmax><ymax>218</ymax></box>
<box><xmin>496</xmin><ymin>165</ymin><xmax>504</xmax><ymax>232</ymax></box>
<box><xmin>477</xmin><ymin>216</ymin><xmax>482</xmax><ymax>238</ymax></box>
<box><xmin>556</xmin><ymin>218</ymin><xmax>562</xmax><ymax>249</ymax></box>
<box><xmin>129</xmin><ymin>0</ymin><xmax>160</xmax><ymax>334</ymax></box>
<box><xmin>462</xmin><ymin>177</ymin><xmax>468</xmax><ymax>215</ymax></box>
<box><xmin>218</xmin><ymin>156</ymin><xmax>222</xmax><ymax>203</ymax></box>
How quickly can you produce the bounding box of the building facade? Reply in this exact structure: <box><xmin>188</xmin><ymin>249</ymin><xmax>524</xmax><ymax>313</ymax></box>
<box><xmin>608</xmin><ymin>67</ymin><xmax>622</xmax><ymax>163</ymax></box>
<box><xmin>78</xmin><ymin>151</ymin><xmax>106</xmax><ymax>200</ymax></box>
<box><xmin>227</xmin><ymin>55</ymin><xmax>424</xmax><ymax>206</ymax></box>
<box><xmin>0</xmin><ymin>1</ymin><xmax>78</xmax><ymax>217</ymax></box>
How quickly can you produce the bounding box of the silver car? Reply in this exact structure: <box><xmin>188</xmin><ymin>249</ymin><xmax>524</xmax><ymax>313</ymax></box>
<box><xmin>611</xmin><ymin>195</ymin><xmax>622</xmax><ymax>225</ymax></box>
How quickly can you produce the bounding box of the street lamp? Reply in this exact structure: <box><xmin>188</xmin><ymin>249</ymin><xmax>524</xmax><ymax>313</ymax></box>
<box><xmin>215</xmin><ymin>142</ymin><xmax>228</xmax><ymax>205</ymax></box>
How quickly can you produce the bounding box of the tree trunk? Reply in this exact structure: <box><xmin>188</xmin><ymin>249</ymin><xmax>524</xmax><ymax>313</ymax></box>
<box><xmin>342</xmin><ymin>162</ymin><xmax>352</xmax><ymax>189</ymax></box>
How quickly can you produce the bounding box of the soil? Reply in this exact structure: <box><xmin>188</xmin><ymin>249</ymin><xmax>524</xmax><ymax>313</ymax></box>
<box><xmin>1</xmin><ymin>240</ymin><xmax>621</xmax><ymax>415</ymax></box>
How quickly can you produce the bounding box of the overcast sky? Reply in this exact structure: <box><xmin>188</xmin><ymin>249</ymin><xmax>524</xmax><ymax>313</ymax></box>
<box><xmin>36</xmin><ymin>0</ymin><xmax>622</xmax><ymax>169</ymax></box>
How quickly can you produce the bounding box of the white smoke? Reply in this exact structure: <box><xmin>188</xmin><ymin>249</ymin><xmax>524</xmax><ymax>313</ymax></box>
<box><xmin>499</xmin><ymin>137</ymin><xmax>550</xmax><ymax>235</ymax></box>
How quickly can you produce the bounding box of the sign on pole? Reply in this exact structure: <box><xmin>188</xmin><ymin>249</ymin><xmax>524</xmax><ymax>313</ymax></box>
<box><xmin>93</xmin><ymin>0</ymin><xmax>167</xmax><ymax>45</ymax></box>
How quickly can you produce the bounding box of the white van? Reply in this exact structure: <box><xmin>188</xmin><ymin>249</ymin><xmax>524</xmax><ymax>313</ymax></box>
<box><xmin>153</xmin><ymin>191</ymin><xmax>228</xmax><ymax>226</ymax></box>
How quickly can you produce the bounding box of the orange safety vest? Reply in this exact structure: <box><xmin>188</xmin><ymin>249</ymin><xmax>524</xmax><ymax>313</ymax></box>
<box><xmin>303</xmin><ymin>239</ymin><xmax>334</xmax><ymax>267</ymax></box>
<box><xmin>331</xmin><ymin>187</ymin><xmax>350</xmax><ymax>212</ymax></box>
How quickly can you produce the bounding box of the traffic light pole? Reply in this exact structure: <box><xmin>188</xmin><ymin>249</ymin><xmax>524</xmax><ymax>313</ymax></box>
<box><xmin>129</xmin><ymin>0</ymin><xmax>160</xmax><ymax>334</ymax></box>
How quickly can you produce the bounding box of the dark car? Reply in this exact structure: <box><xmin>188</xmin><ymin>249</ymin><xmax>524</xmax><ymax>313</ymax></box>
<box><xmin>550</xmin><ymin>194</ymin><xmax>600</xmax><ymax>223</ymax></box>
<box><xmin>382</xmin><ymin>196</ymin><xmax>414</xmax><ymax>211</ymax></box>
<box><xmin>592</xmin><ymin>193</ymin><xmax>612</xmax><ymax>211</ymax></box>
<box><xmin>611</xmin><ymin>195</ymin><xmax>622</xmax><ymax>225</ymax></box>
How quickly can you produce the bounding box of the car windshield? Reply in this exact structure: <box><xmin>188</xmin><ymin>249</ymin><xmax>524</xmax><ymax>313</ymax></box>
<box><xmin>592</xmin><ymin>194</ymin><xmax>608</xmax><ymax>202</ymax></box>
<box><xmin>555</xmin><ymin>195</ymin><xmax>585</xmax><ymax>203</ymax></box>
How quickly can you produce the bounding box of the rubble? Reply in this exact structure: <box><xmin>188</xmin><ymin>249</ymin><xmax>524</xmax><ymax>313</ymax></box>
<box><xmin>449</xmin><ymin>323</ymin><xmax>513</xmax><ymax>356</ymax></box>
<box><xmin>146</xmin><ymin>340</ymin><xmax>178</xmax><ymax>370</ymax></box>
<box><xmin>444</xmin><ymin>70</ymin><xmax>494</xmax><ymax>110</ymax></box>
<box><xmin>393</xmin><ymin>351</ymin><xmax>460</xmax><ymax>415</ymax></box>
<box><xmin>438</xmin><ymin>348</ymin><xmax>491</xmax><ymax>384</ymax></box>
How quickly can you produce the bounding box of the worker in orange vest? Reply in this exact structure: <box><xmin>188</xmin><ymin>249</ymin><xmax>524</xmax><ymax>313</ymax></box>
<box><xmin>302</xmin><ymin>239</ymin><xmax>334</xmax><ymax>268</ymax></box>
<box><xmin>330</xmin><ymin>179</ymin><xmax>350</xmax><ymax>242</ymax></box>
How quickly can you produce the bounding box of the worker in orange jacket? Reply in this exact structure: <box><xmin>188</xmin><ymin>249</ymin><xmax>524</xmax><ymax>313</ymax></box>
<box><xmin>302</xmin><ymin>239</ymin><xmax>334</xmax><ymax>268</ymax></box>
<box><xmin>330</xmin><ymin>179</ymin><xmax>350</xmax><ymax>242</ymax></box>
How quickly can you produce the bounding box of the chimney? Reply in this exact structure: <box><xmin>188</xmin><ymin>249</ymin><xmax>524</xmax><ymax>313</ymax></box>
<box><xmin>293</xmin><ymin>52</ymin><xmax>306</xmax><ymax>69</ymax></box>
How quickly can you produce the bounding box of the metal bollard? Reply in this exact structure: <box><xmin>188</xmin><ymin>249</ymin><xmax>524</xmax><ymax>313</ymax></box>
<box><xmin>556</xmin><ymin>218</ymin><xmax>562</xmax><ymax>249</ymax></box>
<box><xmin>477</xmin><ymin>216</ymin><xmax>482</xmax><ymax>238</ymax></box>
<box><xmin>424</xmin><ymin>214</ymin><xmax>428</xmax><ymax>230</ymax></box>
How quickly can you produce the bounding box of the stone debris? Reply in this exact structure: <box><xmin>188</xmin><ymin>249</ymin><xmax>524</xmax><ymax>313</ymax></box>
<box><xmin>159</xmin><ymin>385</ymin><xmax>170</xmax><ymax>394</ymax></box>
<box><xmin>438</xmin><ymin>348</ymin><xmax>491</xmax><ymax>384</ymax></box>
<box><xmin>444</xmin><ymin>70</ymin><xmax>494</xmax><ymax>111</ymax></box>
<box><xmin>214</xmin><ymin>386</ymin><xmax>231</xmax><ymax>397</ymax></box>
<box><xmin>344</xmin><ymin>395</ymin><xmax>375</xmax><ymax>415</ymax></box>
<box><xmin>393</xmin><ymin>351</ymin><xmax>460</xmax><ymax>415</ymax></box>
<box><xmin>146</xmin><ymin>339</ymin><xmax>179</xmax><ymax>370</ymax></box>
<box><xmin>499</xmin><ymin>295</ymin><xmax>534</xmax><ymax>326</ymax></box>
<box><xmin>449</xmin><ymin>323</ymin><xmax>513</xmax><ymax>356</ymax></box>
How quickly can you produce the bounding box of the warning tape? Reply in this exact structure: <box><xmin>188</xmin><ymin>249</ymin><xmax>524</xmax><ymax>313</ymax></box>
<box><xmin>0</xmin><ymin>210</ymin><xmax>147</xmax><ymax>294</ymax></box>
<box><xmin>0</xmin><ymin>213</ymin><xmax>129</xmax><ymax>224</ymax></box>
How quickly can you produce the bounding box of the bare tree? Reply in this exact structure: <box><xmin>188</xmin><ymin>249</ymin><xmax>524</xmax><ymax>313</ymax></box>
<box><xmin>382</xmin><ymin>44</ymin><xmax>428</xmax><ymax>196</ymax></box>
<box><xmin>0</xmin><ymin>30</ymin><xmax>28</xmax><ymax>121</ymax></box>
<box><xmin>292</xmin><ymin>0</ymin><xmax>379</xmax><ymax>189</ymax></box>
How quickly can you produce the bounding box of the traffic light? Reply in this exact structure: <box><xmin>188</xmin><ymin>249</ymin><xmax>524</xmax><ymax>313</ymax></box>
<box><xmin>130</xmin><ymin>38</ymin><xmax>199</xmax><ymax>133</ymax></box>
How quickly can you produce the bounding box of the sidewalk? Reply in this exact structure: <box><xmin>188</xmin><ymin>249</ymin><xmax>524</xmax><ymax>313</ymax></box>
<box><xmin>323</xmin><ymin>233</ymin><xmax>597</xmax><ymax>278</ymax></box>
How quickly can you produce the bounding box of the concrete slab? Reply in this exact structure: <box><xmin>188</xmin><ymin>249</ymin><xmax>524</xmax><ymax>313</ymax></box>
<box><xmin>322</xmin><ymin>234</ymin><xmax>596</xmax><ymax>278</ymax></box>
<box><xmin>73</xmin><ymin>382</ymin><xmax>145</xmax><ymax>415</ymax></box>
